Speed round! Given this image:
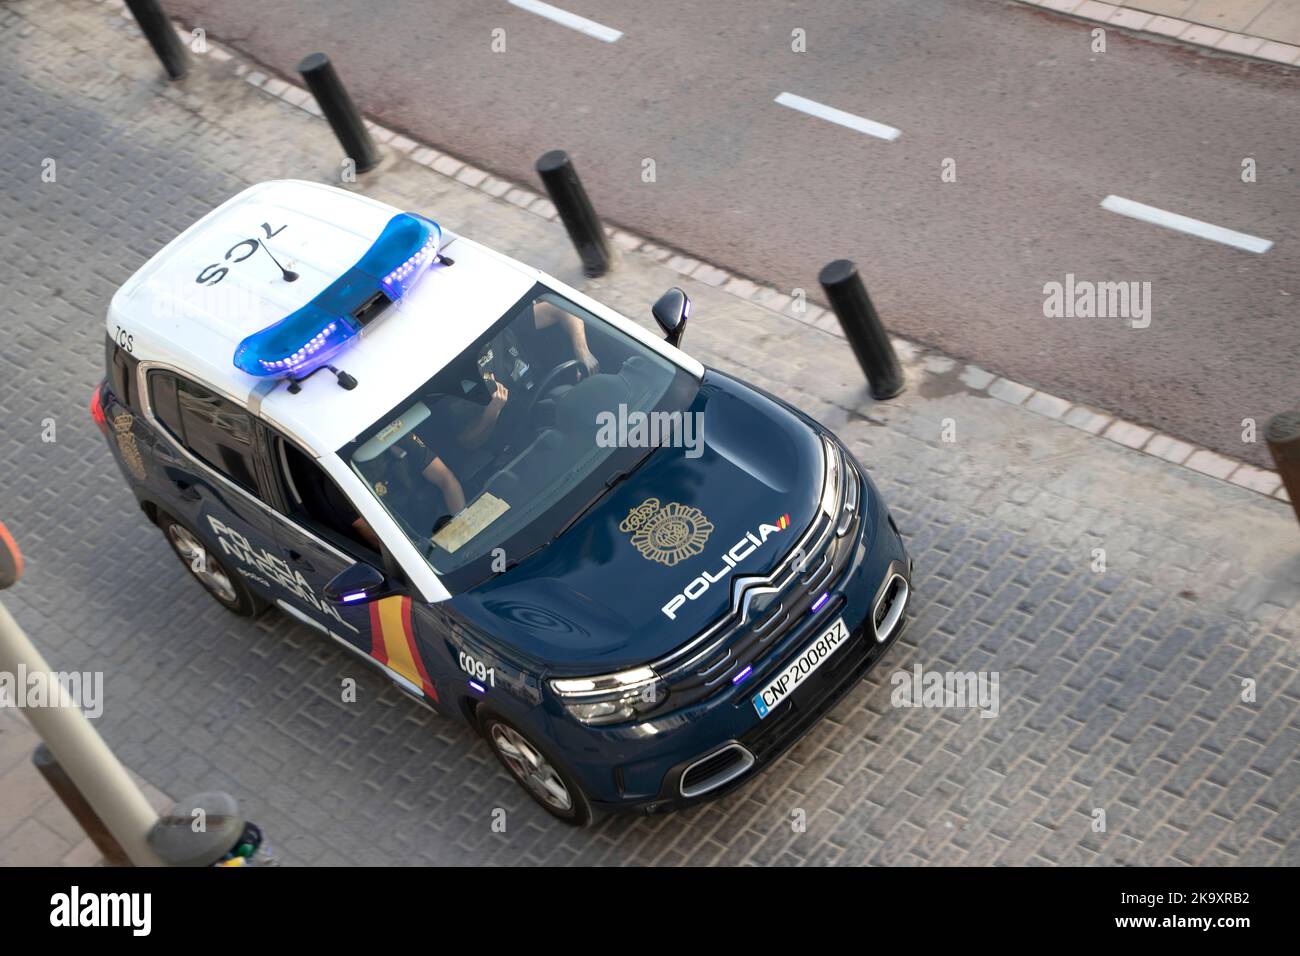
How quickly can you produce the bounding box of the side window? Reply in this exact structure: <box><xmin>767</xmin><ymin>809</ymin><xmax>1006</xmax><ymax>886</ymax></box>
<box><xmin>148</xmin><ymin>371</ymin><xmax>260</xmax><ymax>494</ymax></box>
<box><xmin>149</xmin><ymin>371</ymin><xmax>184</xmax><ymax>438</ymax></box>
<box><xmin>275</xmin><ymin>437</ymin><xmax>378</xmax><ymax>558</ymax></box>
<box><xmin>104</xmin><ymin>337</ymin><xmax>138</xmax><ymax>411</ymax></box>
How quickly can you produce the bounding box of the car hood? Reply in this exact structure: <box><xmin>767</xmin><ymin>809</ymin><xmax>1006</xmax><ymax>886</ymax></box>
<box><xmin>451</xmin><ymin>370</ymin><xmax>824</xmax><ymax>671</ymax></box>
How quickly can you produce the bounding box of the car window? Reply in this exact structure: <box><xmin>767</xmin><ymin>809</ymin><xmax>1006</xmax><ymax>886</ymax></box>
<box><xmin>149</xmin><ymin>369</ymin><xmax>183</xmax><ymax>437</ymax></box>
<box><xmin>148</xmin><ymin>371</ymin><xmax>260</xmax><ymax>494</ymax></box>
<box><xmin>105</xmin><ymin>337</ymin><xmax>137</xmax><ymax>411</ymax></box>
<box><xmin>274</xmin><ymin>437</ymin><xmax>379</xmax><ymax>558</ymax></box>
<box><xmin>341</xmin><ymin>283</ymin><xmax>698</xmax><ymax>593</ymax></box>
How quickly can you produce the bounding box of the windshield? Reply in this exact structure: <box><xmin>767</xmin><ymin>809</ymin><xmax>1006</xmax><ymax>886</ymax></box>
<box><xmin>342</xmin><ymin>284</ymin><xmax>698</xmax><ymax>593</ymax></box>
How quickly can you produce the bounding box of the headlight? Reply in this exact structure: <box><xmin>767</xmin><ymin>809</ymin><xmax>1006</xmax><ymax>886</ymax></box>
<box><xmin>837</xmin><ymin>457</ymin><xmax>861</xmax><ymax>537</ymax></box>
<box><xmin>821</xmin><ymin>435</ymin><xmax>863</xmax><ymax>537</ymax></box>
<box><xmin>550</xmin><ymin>666</ymin><xmax>665</xmax><ymax>726</ymax></box>
<box><xmin>819</xmin><ymin>436</ymin><xmax>842</xmax><ymax>519</ymax></box>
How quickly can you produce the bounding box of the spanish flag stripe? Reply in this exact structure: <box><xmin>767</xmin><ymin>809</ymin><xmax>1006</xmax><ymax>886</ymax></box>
<box><xmin>401</xmin><ymin>598</ymin><xmax>438</xmax><ymax>701</ymax></box>
<box><xmin>369</xmin><ymin>601</ymin><xmax>389</xmax><ymax>664</ymax></box>
<box><xmin>372</xmin><ymin>596</ymin><xmax>438</xmax><ymax>701</ymax></box>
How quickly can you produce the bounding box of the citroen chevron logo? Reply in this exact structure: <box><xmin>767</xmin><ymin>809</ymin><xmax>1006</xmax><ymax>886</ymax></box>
<box><xmin>660</xmin><ymin>513</ymin><xmax>790</xmax><ymax>620</ymax></box>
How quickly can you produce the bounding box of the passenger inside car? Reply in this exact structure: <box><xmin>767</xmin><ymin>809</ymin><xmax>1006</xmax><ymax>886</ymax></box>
<box><xmin>352</xmin><ymin>404</ymin><xmax>467</xmax><ymax>548</ymax></box>
<box><xmin>345</xmin><ymin>284</ymin><xmax>688</xmax><ymax>584</ymax></box>
<box><xmin>431</xmin><ymin>297</ymin><xmax>601</xmax><ymax>475</ymax></box>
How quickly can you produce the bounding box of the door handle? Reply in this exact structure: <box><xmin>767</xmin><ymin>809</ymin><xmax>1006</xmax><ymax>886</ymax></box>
<box><xmin>287</xmin><ymin>549</ymin><xmax>315</xmax><ymax>572</ymax></box>
<box><xmin>173</xmin><ymin>479</ymin><xmax>201</xmax><ymax>502</ymax></box>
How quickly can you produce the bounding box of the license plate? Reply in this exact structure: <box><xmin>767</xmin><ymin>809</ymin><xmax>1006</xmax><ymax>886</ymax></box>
<box><xmin>752</xmin><ymin>617</ymin><xmax>851</xmax><ymax>719</ymax></box>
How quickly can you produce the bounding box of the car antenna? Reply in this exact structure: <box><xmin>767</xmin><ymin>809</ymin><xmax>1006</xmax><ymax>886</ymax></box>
<box><xmin>258</xmin><ymin>239</ymin><xmax>299</xmax><ymax>282</ymax></box>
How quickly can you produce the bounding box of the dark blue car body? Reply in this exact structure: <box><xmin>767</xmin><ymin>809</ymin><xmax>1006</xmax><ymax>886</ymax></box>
<box><xmin>98</xmin><ymin>339</ymin><xmax>910</xmax><ymax>817</ymax></box>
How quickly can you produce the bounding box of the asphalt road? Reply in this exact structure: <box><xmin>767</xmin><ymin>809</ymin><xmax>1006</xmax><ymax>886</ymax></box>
<box><xmin>166</xmin><ymin>0</ymin><xmax>1298</xmax><ymax>466</ymax></box>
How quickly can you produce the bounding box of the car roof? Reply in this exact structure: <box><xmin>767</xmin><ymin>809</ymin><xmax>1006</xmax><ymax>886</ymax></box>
<box><xmin>108</xmin><ymin>180</ymin><xmax>537</xmax><ymax>453</ymax></box>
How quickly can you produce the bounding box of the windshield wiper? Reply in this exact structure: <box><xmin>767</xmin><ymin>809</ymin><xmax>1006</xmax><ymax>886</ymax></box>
<box><xmin>555</xmin><ymin>461</ymin><xmax>639</xmax><ymax>539</ymax></box>
<box><xmin>504</xmin><ymin>448</ymin><xmax>656</xmax><ymax>571</ymax></box>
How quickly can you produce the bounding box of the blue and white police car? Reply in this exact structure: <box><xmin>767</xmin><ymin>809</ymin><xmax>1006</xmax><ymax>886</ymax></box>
<box><xmin>94</xmin><ymin>180</ymin><xmax>911</xmax><ymax>824</ymax></box>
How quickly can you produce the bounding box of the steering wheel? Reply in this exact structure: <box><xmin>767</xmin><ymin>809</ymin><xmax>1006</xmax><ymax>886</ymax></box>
<box><xmin>522</xmin><ymin>359</ymin><xmax>587</xmax><ymax>426</ymax></box>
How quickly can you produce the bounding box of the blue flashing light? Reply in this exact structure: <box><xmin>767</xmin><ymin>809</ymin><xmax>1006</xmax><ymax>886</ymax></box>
<box><xmin>732</xmin><ymin>665</ymin><xmax>753</xmax><ymax>685</ymax></box>
<box><xmin>341</xmin><ymin>591</ymin><xmax>368</xmax><ymax>603</ymax></box>
<box><xmin>811</xmin><ymin>592</ymin><xmax>830</xmax><ymax>614</ymax></box>
<box><xmin>232</xmin><ymin>212</ymin><xmax>442</xmax><ymax>378</ymax></box>
<box><xmin>469</xmin><ymin>680</ymin><xmax>486</xmax><ymax>694</ymax></box>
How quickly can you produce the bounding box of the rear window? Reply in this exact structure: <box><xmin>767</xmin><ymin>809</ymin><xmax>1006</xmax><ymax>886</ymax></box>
<box><xmin>147</xmin><ymin>371</ymin><xmax>261</xmax><ymax>495</ymax></box>
<box><xmin>104</xmin><ymin>336</ymin><xmax>138</xmax><ymax>411</ymax></box>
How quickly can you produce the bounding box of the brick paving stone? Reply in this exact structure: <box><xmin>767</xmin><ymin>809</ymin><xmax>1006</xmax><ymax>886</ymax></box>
<box><xmin>987</xmin><ymin>377</ymin><xmax>1033</xmax><ymax>406</ymax></box>
<box><xmin>1109</xmin><ymin>8</ymin><xmax>1155</xmax><ymax>28</ymax></box>
<box><xmin>1255</xmin><ymin>38</ymin><xmax>1300</xmax><ymax>61</ymax></box>
<box><xmin>1035</xmin><ymin>0</ymin><xmax>1300</xmax><ymax>57</ymax></box>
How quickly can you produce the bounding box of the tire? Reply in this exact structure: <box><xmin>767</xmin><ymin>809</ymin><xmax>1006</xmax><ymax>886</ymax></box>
<box><xmin>159</xmin><ymin>511</ymin><xmax>266</xmax><ymax>618</ymax></box>
<box><xmin>480</xmin><ymin>709</ymin><xmax>593</xmax><ymax>826</ymax></box>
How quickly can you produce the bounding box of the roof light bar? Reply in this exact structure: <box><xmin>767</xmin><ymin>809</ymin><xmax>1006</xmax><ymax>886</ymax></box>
<box><xmin>232</xmin><ymin>212</ymin><xmax>442</xmax><ymax>378</ymax></box>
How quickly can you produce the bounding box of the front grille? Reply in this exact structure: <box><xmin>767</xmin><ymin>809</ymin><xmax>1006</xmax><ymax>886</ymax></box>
<box><xmin>649</xmin><ymin>448</ymin><xmax>863</xmax><ymax>712</ymax></box>
<box><xmin>679</xmin><ymin>744</ymin><xmax>755</xmax><ymax>798</ymax></box>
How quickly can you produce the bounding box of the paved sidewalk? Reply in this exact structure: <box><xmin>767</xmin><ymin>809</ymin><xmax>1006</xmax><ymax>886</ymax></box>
<box><xmin>0</xmin><ymin>709</ymin><xmax>102</xmax><ymax>865</ymax></box>
<box><xmin>1</xmin><ymin>0</ymin><xmax>1298</xmax><ymax>866</ymax></box>
<box><xmin>1024</xmin><ymin>0</ymin><xmax>1300</xmax><ymax>63</ymax></box>
<box><xmin>0</xmin><ymin>708</ymin><xmax>170</xmax><ymax>865</ymax></box>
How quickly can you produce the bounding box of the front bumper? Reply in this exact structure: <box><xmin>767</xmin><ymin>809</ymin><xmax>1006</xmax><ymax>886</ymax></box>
<box><xmin>545</xmin><ymin>472</ymin><xmax>912</xmax><ymax>813</ymax></box>
<box><xmin>634</xmin><ymin>577</ymin><xmax>909</xmax><ymax>814</ymax></box>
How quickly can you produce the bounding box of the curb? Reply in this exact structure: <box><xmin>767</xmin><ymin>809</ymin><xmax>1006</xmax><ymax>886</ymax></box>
<box><xmin>105</xmin><ymin>0</ymin><xmax>1289</xmax><ymax>507</ymax></box>
<box><xmin>1017</xmin><ymin>0</ymin><xmax>1300</xmax><ymax>66</ymax></box>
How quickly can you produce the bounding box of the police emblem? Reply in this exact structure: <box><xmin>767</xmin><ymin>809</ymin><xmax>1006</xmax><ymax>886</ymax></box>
<box><xmin>112</xmin><ymin>413</ymin><xmax>146</xmax><ymax>481</ymax></box>
<box><xmin>375</xmin><ymin>481</ymin><xmax>388</xmax><ymax>497</ymax></box>
<box><xmin>619</xmin><ymin>497</ymin><xmax>714</xmax><ymax>567</ymax></box>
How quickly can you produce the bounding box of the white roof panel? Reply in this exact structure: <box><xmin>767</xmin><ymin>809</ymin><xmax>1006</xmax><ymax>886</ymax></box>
<box><xmin>108</xmin><ymin>180</ymin><xmax>537</xmax><ymax>452</ymax></box>
<box><xmin>259</xmin><ymin>234</ymin><xmax>536</xmax><ymax>452</ymax></box>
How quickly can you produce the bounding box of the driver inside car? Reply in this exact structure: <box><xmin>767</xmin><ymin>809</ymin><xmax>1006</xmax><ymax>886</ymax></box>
<box><xmin>351</xmin><ymin>298</ymin><xmax>601</xmax><ymax>554</ymax></box>
<box><xmin>449</xmin><ymin>299</ymin><xmax>599</xmax><ymax>456</ymax></box>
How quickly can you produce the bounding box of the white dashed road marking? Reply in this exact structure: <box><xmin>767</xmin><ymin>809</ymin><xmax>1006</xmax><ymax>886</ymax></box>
<box><xmin>774</xmin><ymin>92</ymin><xmax>900</xmax><ymax>141</ymax></box>
<box><xmin>507</xmin><ymin>0</ymin><xmax>623</xmax><ymax>43</ymax></box>
<box><xmin>1100</xmin><ymin>195</ymin><xmax>1273</xmax><ymax>254</ymax></box>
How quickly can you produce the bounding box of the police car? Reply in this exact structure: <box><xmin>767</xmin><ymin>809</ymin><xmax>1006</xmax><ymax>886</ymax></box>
<box><xmin>94</xmin><ymin>180</ymin><xmax>911</xmax><ymax>824</ymax></box>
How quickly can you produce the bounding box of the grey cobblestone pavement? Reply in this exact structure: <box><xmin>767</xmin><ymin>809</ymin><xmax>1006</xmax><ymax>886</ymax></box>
<box><xmin>1</xmin><ymin>0</ymin><xmax>1298</xmax><ymax>865</ymax></box>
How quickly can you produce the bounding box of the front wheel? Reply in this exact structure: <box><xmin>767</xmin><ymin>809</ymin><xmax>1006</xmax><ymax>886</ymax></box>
<box><xmin>160</xmin><ymin>511</ymin><xmax>266</xmax><ymax>617</ymax></box>
<box><xmin>480</xmin><ymin>710</ymin><xmax>592</xmax><ymax>826</ymax></box>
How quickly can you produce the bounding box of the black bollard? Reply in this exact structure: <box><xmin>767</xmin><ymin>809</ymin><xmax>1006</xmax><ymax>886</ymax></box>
<box><xmin>124</xmin><ymin>0</ymin><xmax>189</xmax><ymax>80</ymax></box>
<box><xmin>297</xmin><ymin>53</ymin><xmax>381</xmax><ymax>174</ymax></box>
<box><xmin>818</xmin><ymin>260</ymin><xmax>904</xmax><ymax>400</ymax></box>
<box><xmin>1265</xmin><ymin>411</ymin><xmax>1300</xmax><ymax>529</ymax></box>
<box><xmin>535</xmin><ymin>150</ymin><xmax>611</xmax><ymax>278</ymax></box>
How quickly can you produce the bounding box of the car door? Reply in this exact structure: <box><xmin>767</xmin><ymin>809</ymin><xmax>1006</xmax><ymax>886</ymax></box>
<box><xmin>143</xmin><ymin>368</ymin><xmax>285</xmax><ymax>602</ymax></box>
<box><xmin>261</xmin><ymin>427</ymin><xmax>445</xmax><ymax>709</ymax></box>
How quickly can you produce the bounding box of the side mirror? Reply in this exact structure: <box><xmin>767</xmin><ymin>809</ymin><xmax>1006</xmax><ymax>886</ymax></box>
<box><xmin>324</xmin><ymin>561</ymin><xmax>391</xmax><ymax>605</ymax></box>
<box><xmin>652</xmin><ymin>287</ymin><xmax>691</xmax><ymax>348</ymax></box>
